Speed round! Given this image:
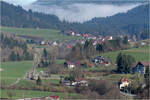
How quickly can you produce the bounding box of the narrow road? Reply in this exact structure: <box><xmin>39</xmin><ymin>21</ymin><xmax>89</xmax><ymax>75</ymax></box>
<box><xmin>120</xmin><ymin>91</ymin><xmax>137</xmax><ymax>97</ymax></box>
<box><xmin>8</xmin><ymin>48</ymin><xmax>41</xmax><ymax>87</ymax></box>
<box><xmin>9</xmin><ymin>78</ymin><xmax>21</xmax><ymax>87</ymax></box>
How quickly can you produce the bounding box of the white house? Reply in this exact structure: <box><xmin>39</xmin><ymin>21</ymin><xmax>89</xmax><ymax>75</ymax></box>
<box><xmin>76</xmin><ymin>34</ymin><xmax>81</xmax><ymax>37</ymax></box>
<box><xmin>53</xmin><ymin>41</ymin><xmax>58</xmax><ymax>46</ymax></box>
<box><xmin>119</xmin><ymin>78</ymin><xmax>130</xmax><ymax>89</ymax></box>
<box><xmin>141</xmin><ymin>42</ymin><xmax>146</xmax><ymax>45</ymax></box>
<box><xmin>78</xmin><ymin>80</ymin><xmax>88</xmax><ymax>86</ymax></box>
<box><xmin>68</xmin><ymin>64</ymin><xmax>75</xmax><ymax>69</ymax></box>
<box><xmin>41</xmin><ymin>41</ymin><xmax>46</xmax><ymax>45</ymax></box>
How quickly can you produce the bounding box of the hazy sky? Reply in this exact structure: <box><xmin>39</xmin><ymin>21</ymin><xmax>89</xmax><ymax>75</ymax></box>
<box><xmin>26</xmin><ymin>3</ymin><xmax>140</xmax><ymax>23</ymax></box>
<box><xmin>3</xmin><ymin>0</ymin><xmax>37</xmax><ymax>5</ymax></box>
<box><xmin>3</xmin><ymin>0</ymin><xmax>140</xmax><ymax>23</ymax></box>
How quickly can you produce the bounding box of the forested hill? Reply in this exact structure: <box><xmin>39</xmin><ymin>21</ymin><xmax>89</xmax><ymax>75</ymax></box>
<box><xmin>78</xmin><ymin>3</ymin><xmax>149</xmax><ymax>35</ymax></box>
<box><xmin>1</xmin><ymin>1</ymin><xmax>149</xmax><ymax>36</ymax></box>
<box><xmin>1</xmin><ymin>1</ymin><xmax>63</xmax><ymax>29</ymax></box>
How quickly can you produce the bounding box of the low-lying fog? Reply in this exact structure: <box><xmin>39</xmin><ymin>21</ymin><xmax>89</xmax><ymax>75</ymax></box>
<box><xmin>25</xmin><ymin>3</ymin><xmax>140</xmax><ymax>23</ymax></box>
<box><xmin>3</xmin><ymin>0</ymin><xmax>140</xmax><ymax>23</ymax></box>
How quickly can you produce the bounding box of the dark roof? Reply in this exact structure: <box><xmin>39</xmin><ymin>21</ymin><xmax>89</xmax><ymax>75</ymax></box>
<box><xmin>133</xmin><ymin>62</ymin><xmax>150</xmax><ymax>68</ymax></box>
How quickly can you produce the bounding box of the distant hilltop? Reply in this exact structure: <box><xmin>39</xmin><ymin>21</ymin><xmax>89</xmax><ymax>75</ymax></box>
<box><xmin>35</xmin><ymin>0</ymin><xmax>147</xmax><ymax>5</ymax></box>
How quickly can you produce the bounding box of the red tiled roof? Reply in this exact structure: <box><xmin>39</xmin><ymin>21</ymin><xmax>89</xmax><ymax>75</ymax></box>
<box><xmin>67</xmin><ymin>45</ymin><xmax>72</xmax><ymax>48</ymax></box>
<box><xmin>121</xmin><ymin>78</ymin><xmax>129</xmax><ymax>82</ymax></box>
<box><xmin>50</xmin><ymin>96</ymin><xmax>59</xmax><ymax>99</ymax></box>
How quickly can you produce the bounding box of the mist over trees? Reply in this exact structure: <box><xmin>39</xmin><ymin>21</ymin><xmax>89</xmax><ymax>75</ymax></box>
<box><xmin>1</xmin><ymin>1</ymin><xmax>149</xmax><ymax>36</ymax></box>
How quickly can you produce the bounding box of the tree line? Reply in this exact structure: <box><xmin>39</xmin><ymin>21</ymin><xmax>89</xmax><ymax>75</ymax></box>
<box><xmin>66</xmin><ymin>36</ymin><xmax>129</xmax><ymax>63</ymax></box>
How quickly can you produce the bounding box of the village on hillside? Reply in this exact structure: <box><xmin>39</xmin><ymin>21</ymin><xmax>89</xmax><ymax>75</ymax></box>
<box><xmin>0</xmin><ymin>27</ymin><xmax>149</xmax><ymax>100</ymax></box>
<box><xmin>0</xmin><ymin>0</ymin><xmax>149</xmax><ymax>100</ymax></box>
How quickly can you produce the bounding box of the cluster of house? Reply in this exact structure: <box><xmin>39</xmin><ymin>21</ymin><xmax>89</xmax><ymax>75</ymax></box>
<box><xmin>118</xmin><ymin>77</ymin><xmax>130</xmax><ymax>90</ymax></box>
<box><xmin>118</xmin><ymin>61</ymin><xmax>149</xmax><ymax>90</ymax></box>
<box><xmin>18</xmin><ymin>95</ymin><xmax>59</xmax><ymax>100</ymax></box>
<box><xmin>135</xmin><ymin>40</ymin><xmax>149</xmax><ymax>47</ymax></box>
<box><xmin>64</xmin><ymin>60</ymin><xmax>96</xmax><ymax>69</ymax></box>
<box><xmin>62</xmin><ymin>79</ymin><xmax>88</xmax><ymax>87</ymax></box>
<box><xmin>37</xmin><ymin>40</ymin><xmax>59</xmax><ymax>46</ymax></box>
<box><xmin>26</xmin><ymin>39</ymin><xmax>58</xmax><ymax>46</ymax></box>
<box><xmin>81</xmin><ymin>34</ymin><xmax>113</xmax><ymax>45</ymax></box>
<box><xmin>81</xmin><ymin>35</ymin><xmax>113</xmax><ymax>46</ymax></box>
<box><xmin>25</xmin><ymin>30</ymin><xmax>115</xmax><ymax>51</ymax></box>
<box><xmin>66</xmin><ymin>30</ymin><xmax>113</xmax><ymax>44</ymax></box>
<box><xmin>66</xmin><ymin>31</ymin><xmax>81</xmax><ymax>37</ymax></box>
<box><xmin>132</xmin><ymin>61</ymin><xmax>149</xmax><ymax>74</ymax></box>
<box><xmin>64</xmin><ymin>56</ymin><xmax>111</xmax><ymax>69</ymax></box>
<box><xmin>92</xmin><ymin>56</ymin><xmax>111</xmax><ymax>66</ymax></box>
<box><xmin>69</xmin><ymin>31</ymin><xmax>113</xmax><ymax>41</ymax></box>
<box><xmin>64</xmin><ymin>61</ymin><xmax>81</xmax><ymax>69</ymax></box>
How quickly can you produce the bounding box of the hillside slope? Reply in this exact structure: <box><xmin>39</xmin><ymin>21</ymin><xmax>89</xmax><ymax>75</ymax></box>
<box><xmin>1</xmin><ymin>1</ymin><xmax>149</xmax><ymax>35</ymax></box>
<box><xmin>1</xmin><ymin>1</ymin><xmax>62</xmax><ymax>29</ymax></box>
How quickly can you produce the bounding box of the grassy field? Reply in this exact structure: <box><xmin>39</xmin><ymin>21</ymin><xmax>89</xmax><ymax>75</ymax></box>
<box><xmin>0</xmin><ymin>61</ymin><xmax>33</xmax><ymax>85</ymax></box>
<box><xmin>1</xmin><ymin>89</ymin><xmax>79</xmax><ymax>99</ymax></box>
<box><xmin>101</xmin><ymin>73</ymin><xmax>144</xmax><ymax>84</ymax></box>
<box><xmin>0</xmin><ymin>27</ymin><xmax>76</xmax><ymax>41</ymax></box>
<box><xmin>101</xmin><ymin>45</ymin><xmax>149</xmax><ymax>64</ymax></box>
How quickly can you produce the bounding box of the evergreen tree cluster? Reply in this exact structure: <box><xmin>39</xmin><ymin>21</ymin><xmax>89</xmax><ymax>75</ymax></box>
<box><xmin>9</xmin><ymin>51</ymin><xmax>33</xmax><ymax>61</ymax></box>
<box><xmin>116</xmin><ymin>53</ymin><xmax>135</xmax><ymax>73</ymax></box>
<box><xmin>1</xmin><ymin>34</ymin><xmax>27</xmax><ymax>49</ymax></box>
<box><xmin>0</xmin><ymin>34</ymin><xmax>33</xmax><ymax>61</ymax></box>
<box><xmin>38</xmin><ymin>48</ymin><xmax>51</xmax><ymax>67</ymax></box>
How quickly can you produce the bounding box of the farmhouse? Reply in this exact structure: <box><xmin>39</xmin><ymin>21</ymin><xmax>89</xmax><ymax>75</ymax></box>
<box><xmin>141</xmin><ymin>41</ymin><xmax>146</xmax><ymax>45</ymax></box>
<box><xmin>62</xmin><ymin>80</ymin><xmax>78</xmax><ymax>86</ymax></box>
<box><xmin>118</xmin><ymin>77</ymin><xmax>130</xmax><ymax>89</ymax></box>
<box><xmin>45</xmin><ymin>96</ymin><xmax>59</xmax><ymax>100</ymax></box>
<box><xmin>76</xmin><ymin>33</ymin><xmax>81</xmax><ymax>37</ymax></box>
<box><xmin>40</xmin><ymin>41</ymin><xmax>46</xmax><ymax>45</ymax></box>
<box><xmin>64</xmin><ymin>61</ymin><xmax>81</xmax><ymax>69</ymax></box>
<box><xmin>81</xmin><ymin>40</ymin><xmax>86</xmax><ymax>44</ymax></box>
<box><xmin>63</xmin><ymin>80</ymin><xmax>71</xmax><ymax>86</ymax></box>
<box><xmin>78</xmin><ymin>80</ymin><xmax>88</xmax><ymax>86</ymax></box>
<box><xmin>133</xmin><ymin>62</ymin><xmax>150</xmax><ymax>74</ymax></box>
<box><xmin>67</xmin><ymin>31</ymin><xmax>75</xmax><ymax>36</ymax></box>
<box><xmin>92</xmin><ymin>56</ymin><xmax>111</xmax><ymax>66</ymax></box>
<box><xmin>49</xmin><ymin>96</ymin><xmax>59</xmax><ymax>100</ymax></box>
<box><xmin>104</xmin><ymin>36</ymin><xmax>113</xmax><ymax>41</ymax></box>
<box><xmin>93</xmin><ymin>41</ymin><xmax>97</xmax><ymax>46</ymax></box>
<box><xmin>104</xmin><ymin>58</ymin><xmax>111</xmax><ymax>66</ymax></box>
<box><xmin>53</xmin><ymin>41</ymin><xmax>58</xmax><ymax>46</ymax></box>
<box><xmin>64</xmin><ymin>61</ymin><xmax>76</xmax><ymax>69</ymax></box>
<box><xmin>92</xmin><ymin>56</ymin><xmax>104</xmax><ymax>63</ymax></box>
<box><xmin>39</xmin><ymin>70</ymin><xmax>49</xmax><ymax>77</ymax></box>
<box><xmin>67</xmin><ymin>44</ymin><xmax>72</xmax><ymax>49</ymax></box>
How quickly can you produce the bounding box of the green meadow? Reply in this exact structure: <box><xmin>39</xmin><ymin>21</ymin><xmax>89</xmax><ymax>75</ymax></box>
<box><xmin>101</xmin><ymin>45</ymin><xmax>149</xmax><ymax>64</ymax></box>
<box><xmin>0</xmin><ymin>27</ymin><xmax>76</xmax><ymax>41</ymax></box>
<box><xmin>0</xmin><ymin>61</ymin><xmax>33</xmax><ymax>85</ymax></box>
<box><xmin>101</xmin><ymin>73</ymin><xmax>144</xmax><ymax>84</ymax></box>
<box><xmin>1</xmin><ymin>89</ymin><xmax>79</xmax><ymax>99</ymax></box>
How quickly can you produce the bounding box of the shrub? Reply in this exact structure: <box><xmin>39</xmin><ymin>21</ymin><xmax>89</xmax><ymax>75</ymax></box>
<box><xmin>36</xmin><ymin>76</ymin><xmax>42</xmax><ymax>85</ymax></box>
